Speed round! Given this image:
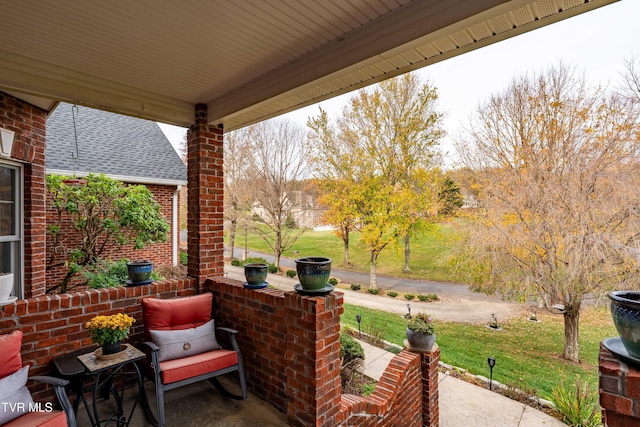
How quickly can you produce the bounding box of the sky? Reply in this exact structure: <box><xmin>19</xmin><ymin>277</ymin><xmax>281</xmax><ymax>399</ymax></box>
<box><xmin>159</xmin><ymin>0</ymin><xmax>640</xmax><ymax>165</ymax></box>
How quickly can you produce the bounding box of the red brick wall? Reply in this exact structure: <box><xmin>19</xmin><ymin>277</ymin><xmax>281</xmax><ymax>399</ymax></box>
<box><xmin>0</xmin><ymin>92</ymin><xmax>47</xmax><ymax>298</ymax></box>
<box><xmin>45</xmin><ymin>183</ymin><xmax>179</xmax><ymax>290</ymax></box>
<box><xmin>187</xmin><ymin>104</ymin><xmax>224</xmax><ymax>289</ymax></box>
<box><xmin>0</xmin><ymin>278</ymin><xmax>196</xmax><ymax>402</ymax></box>
<box><xmin>599</xmin><ymin>344</ymin><xmax>640</xmax><ymax>426</ymax></box>
<box><xmin>339</xmin><ymin>351</ymin><xmax>423</xmax><ymax>426</ymax></box>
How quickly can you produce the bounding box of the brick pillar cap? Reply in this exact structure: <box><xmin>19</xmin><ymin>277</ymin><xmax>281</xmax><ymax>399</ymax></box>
<box><xmin>404</xmin><ymin>340</ymin><xmax>439</xmax><ymax>354</ymax></box>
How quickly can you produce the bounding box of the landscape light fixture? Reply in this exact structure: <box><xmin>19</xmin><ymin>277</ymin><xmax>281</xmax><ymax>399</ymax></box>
<box><xmin>488</xmin><ymin>356</ymin><xmax>496</xmax><ymax>390</ymax></box>
<box><xmin>406</xmin><ymin>303</ymin><xmax>411</xmax><ymax>319</ymax></box>
<box><xmin>356</xmin><ymin>314</ymin><xmax>362</xmax><ymax>338</ymax></box>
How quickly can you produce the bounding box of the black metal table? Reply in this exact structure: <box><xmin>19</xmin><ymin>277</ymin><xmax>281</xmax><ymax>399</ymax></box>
<box><xmin>53</xmin><ymin>346</ymin><xmax>98</xmax><ymax>415</ymax></box>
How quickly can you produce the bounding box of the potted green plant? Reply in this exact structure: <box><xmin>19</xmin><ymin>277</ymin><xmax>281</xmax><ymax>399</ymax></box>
<box><xmin>406</xmin><ymin>312</ymin><xmax>436</xmax><ymax>351</ymax></box>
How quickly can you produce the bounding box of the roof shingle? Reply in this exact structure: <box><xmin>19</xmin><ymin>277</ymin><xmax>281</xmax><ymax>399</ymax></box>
<box><xmin>46</xmin><ymin>103</ymin><xmax>187</xmax><ymax>184</ymax></box>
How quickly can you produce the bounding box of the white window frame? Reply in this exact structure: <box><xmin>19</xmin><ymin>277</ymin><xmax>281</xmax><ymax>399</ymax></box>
<box><xmin>0</xmin><ymin>160</ymin><xmax>23</xmax><ymax>299</ymax></box>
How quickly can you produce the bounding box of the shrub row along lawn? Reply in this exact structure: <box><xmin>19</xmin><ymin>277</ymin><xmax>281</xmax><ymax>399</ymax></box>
<box><xmin>341</xmin><ymin>303</ymin><xmax>616</xmax><ymax>400</ymax></box>
<box><xmin>228</xmin><ymin>222</ymin><xmax>466</xmax><ymax>283</ymax></box>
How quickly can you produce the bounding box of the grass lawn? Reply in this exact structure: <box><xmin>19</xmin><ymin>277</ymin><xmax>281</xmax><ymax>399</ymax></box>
<box><xmin>228</xmin><ymin>222</ymin><xmax>466</xmax><ymax>283</ymax></box>
<box><xmin>341</xmin><ymin>303</ymin><xmax>615</xmax><ymax>400</ymax></box>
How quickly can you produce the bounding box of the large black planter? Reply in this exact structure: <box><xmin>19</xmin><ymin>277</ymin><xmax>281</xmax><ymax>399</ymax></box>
<box><xmin>295</xmin><ymin>257</ymin><xmax>332</xmax><ymax>291</ymax></box>
<box><xmin>609</xmin><ymin>291</ymin><xmax>640</xmax><ymax>358</ymax></box>
<box><xmin>126</xmin><ymin>261</ymin><xmax>153</xmax><ymax>286</ymax></box>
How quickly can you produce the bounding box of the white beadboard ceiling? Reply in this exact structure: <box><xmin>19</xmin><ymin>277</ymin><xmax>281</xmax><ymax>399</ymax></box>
<box><xmin>0</xmin><ymin>0</ymin><xmax>617</xmax><ymax>131</ymax></box>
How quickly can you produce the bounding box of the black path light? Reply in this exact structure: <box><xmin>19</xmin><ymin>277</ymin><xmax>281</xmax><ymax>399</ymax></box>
<box><xmin>406</xmin><ymin>303</ymin><xmax>411</xmax><ymax>319</ymax></box>
<box><xmin>356</xmin><ymin>314</ymin><xmax>362</xmax><ymax>338</ymax></box>
<box><xmin>488</xmin><ymin>356</ymin><xmax>496</xmax><ymax>390</ymax></box>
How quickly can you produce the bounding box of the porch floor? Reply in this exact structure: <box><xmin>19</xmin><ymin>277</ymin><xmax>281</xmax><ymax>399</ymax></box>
<box><xmin>73</xmin><ymin>376</ymin><xmax>288</xmax><ymax>427</ymax></box>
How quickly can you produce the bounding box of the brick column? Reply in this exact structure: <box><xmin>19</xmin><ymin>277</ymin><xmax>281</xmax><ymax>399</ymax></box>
<box><xmin>599</xmin><ymin>343</ymin><xmax>640</xmax><ymax>426</ymax></box>
<box><xmin>284</xmin><ymin>292</ymin><xmax>344</xmax><ymax>426</ymax></box>
<box><xmin>186</xmin><ymin>104</ymin><xmax>224</xmax><ymax>290</ymax></box>
<box><xmin>420</xmin><ymin>346</ymin><xmax>440</xmax><ymax>427</ymax></box>
<box><xmin>405</xmin><ymin>340</ymin><xmax>440</xmax><ymax>427</ymax></box>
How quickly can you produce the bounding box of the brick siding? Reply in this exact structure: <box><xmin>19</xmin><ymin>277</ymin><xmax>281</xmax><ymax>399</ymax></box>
<box><xmin>0</xmin><ymin>92</ymin><xmax>47</xmax><ymax>298</ymax></box>
<box><xmin>599</xmin><ymin>344</ymin><xmax>640</xmax><ymax>426</ymax></box>
<box><xmin>45</xmin><ymin>183</ymin><xmax>179</xmax><ymax>290</ymax></box>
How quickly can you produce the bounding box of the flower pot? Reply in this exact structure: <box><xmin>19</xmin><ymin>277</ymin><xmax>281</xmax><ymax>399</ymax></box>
<box><xmin>609</xmin><ymin>291</ymin><xmax>640</xmax><ymax>358</ymax></box>
<box><xmin>406</xmin><ymin>328</ymin><xmax>436</xmax><ymax>351</ymax></box>
<box><xmin>102</xmin><ymin>340</ymin><xmax>123</xmax><ymax>355</ymax></box>
<box><xmin>244</xmin><ymin>263</ymin><xmax>268</xmax><ymax>287</ymax></box>
<box><xmin>295</xmin><ymin>257</ymin><xmax>331</xmax><ymax>290</ymax></box>
<box><xmin>0</xmin><ymin>273</ymin><xmax>14</xmax><ymax>301</ymax></box>
<box><xmin>127</xmin><ymin>261</ymin><xmax>153</xmax><ymax>285</ymax></box>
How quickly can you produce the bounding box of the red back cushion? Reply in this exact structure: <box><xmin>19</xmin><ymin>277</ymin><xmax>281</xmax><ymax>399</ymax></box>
<box><xmin>142</xmin><ymin>294</ymin><xmax>213</xmax><ymax>341</ymax></box>
<box><xmin>0</xmin><ymin>330</ymin><xmax>23</xmax><ymax>379</ymax></box>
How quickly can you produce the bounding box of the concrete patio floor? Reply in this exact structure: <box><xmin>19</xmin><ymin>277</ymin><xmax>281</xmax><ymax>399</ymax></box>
<box><xmin>73</xmin><ymin>376</ymin><xmax>288</xmax><ymax>427</ymax></box>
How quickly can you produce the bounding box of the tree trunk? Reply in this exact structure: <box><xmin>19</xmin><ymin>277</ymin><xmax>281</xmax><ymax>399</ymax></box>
<box><xmin>228</xmin><ymin>218</ymin><xmax>237</xmax><ymax>259</ymax></box>
<box><xmin>369</xmin><ymin>250</ymin><xmax>378</xmax><ymax>289</ymax></box>
<box><xmin>275</xmin><ymin>230</ymin><xmax>282</xmax><ymax>269</ymax></box>
<box><xmin>403</xmin><ymin>234</ymin><xmax>411</xmax><ymax>273</ymax></box>
<box><xmin>563</xmin><ymin>305</ymin><xmax>581</xmax><ymax>362</ymax></box>
<box><xmin>343</xmin><ymin>228</ymin><xmax>350</xmax><ymax>265</ymax></box>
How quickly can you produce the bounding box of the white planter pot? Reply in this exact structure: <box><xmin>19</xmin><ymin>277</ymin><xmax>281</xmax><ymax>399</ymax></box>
<box><xmin>0</xmin><ymin>273</ymin><xmax>14</xmax><ymax>301</ymax></box>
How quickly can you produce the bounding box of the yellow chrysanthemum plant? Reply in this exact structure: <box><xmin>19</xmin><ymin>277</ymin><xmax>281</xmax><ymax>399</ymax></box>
<box><xmin>85</xmin><ymin>313</ymin><xmax>135</xmax><ymax>346</ymax></box>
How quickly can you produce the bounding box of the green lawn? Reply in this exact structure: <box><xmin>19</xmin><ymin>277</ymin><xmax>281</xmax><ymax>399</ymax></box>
<box><xmin>228</xmin><ymin>222</ymin><xmax>466</xmax><ymax>283</ymax></box>
<box><xmin>341</xmin><ymin>304</ymin><xmax>615</xmax><ymax>400</ymax></box>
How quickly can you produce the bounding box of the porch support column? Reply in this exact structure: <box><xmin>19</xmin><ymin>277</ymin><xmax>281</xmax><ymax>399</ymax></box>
<box><xmin>187</xmin><ymin>104</ymin><xmax>224</xmax><ymax>290</ymax></box>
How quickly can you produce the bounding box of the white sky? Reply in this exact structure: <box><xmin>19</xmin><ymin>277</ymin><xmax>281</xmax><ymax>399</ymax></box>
<box><xmin>160</xmin><ymin>0</ymin><xmax>640</xmax><ymax>165</ymax></box>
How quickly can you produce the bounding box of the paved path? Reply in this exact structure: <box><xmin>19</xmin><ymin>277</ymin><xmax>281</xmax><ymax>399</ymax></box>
<box><xmin>356</xmin><ymin>339</ymin><xmax>566</xmax><ymax>427</ymax></box>
<box><xmin>227</xmin><ymin>246</ymin><xmax>505</xmax><ymax>300</ymax></box>
<box><xmin>225</xmin><ymin>264</ymin><xmax>522</xmax><ymax>324</ymax></box>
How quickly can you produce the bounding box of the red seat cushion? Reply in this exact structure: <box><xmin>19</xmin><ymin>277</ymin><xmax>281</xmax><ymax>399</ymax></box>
<box><xmin>142</xmin><ymin>294</ymin><xmax>213</xmax><ymax>340</ymax></box>
<box><xmin>2</xmin><ymin>410</ymin><xmax>67</xmax><ymax>427</ymax></box>
<box><xmin>159</xmin><ymin>349</ymin><xmax>238</xmax><ymax>384</ymax></box>
<box><xmin>0</xmin><ymin>330</ymin><xmax>23</xmax><ymax>379</ymax></box>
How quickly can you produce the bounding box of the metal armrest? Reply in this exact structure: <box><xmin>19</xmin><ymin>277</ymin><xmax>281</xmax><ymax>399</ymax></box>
<box><xmin>29</xmin><ymin>375</ymin><xmax>69</xmax><ymax>388</ymax></box>
<box><xmin>215</xmin><ymin>326</ymin><xmax>238</xmax><ymax>335</ymax></box>
<box><xmin>143</xmin><ymin>341</ymin><xmax>160</xmax><ymax>352</ymax></box>
<box><xmin>29</xmin><ymin>376</ymin><xmax>76</xmax><ymax>427</ymax></box>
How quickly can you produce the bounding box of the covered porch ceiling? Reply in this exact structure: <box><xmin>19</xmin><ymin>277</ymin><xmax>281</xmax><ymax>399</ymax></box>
<box><xmin>0</xmin><ymin>0</ymin><xmax>616</xmax><ymax>132</ymax></box>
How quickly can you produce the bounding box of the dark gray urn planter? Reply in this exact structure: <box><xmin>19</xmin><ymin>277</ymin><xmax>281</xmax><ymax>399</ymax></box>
<box><xmin>244</xmin><ymin>263</ymin><xmax>268</xmax><ymax>289</ymax></box>
<box><xmin>126</xmin><ymin>261</ymin><xmax>153</xmax><ymax>286</ymax></box>
<box><xmin>609</xmin><ymin>291</ymin><xmax>640</xmax><ymax>358</ymax></box>
<box><xmin>405</xmin><ymin>328</ymin><xmax>436</xmax><ymax>352</ymax></box>
<box><xmin>295</xmin><ymin>257</ymin><xmax>332</xmax><ymax>291</ymax></box>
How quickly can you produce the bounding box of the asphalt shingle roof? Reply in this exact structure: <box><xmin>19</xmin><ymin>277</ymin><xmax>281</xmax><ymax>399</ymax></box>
<box><xmin>46</xmin><ymin>103</ymin><xmax>187</xmax><ymax>184</ymax></box>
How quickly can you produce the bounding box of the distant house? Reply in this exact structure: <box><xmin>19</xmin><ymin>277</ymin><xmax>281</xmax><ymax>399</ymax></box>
<box><xmin>45</xmin><ymin>103</ymin><xmax>187</xmax><ymax>286</ymax></box>
<box><xmin>251</xmin><ymin>188</ymin><xmax>327</xmax><ymax>230</ymax></box>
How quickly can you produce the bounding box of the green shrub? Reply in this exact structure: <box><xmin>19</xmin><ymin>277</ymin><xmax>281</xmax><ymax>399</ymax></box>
<box><xmin>367</xmin><ymin>288</ymin><xmax>379</xmax><ymax>295</ymax></box>
<box><xmin>268</xmin><ymin>263</ymin><xmax>279</xmax><ymax>273</ymax></box>
<box><xmin>340</xmin><ymin>333</ymin><xmax>364</xmax><ymax>365</ymax></box>
<box><xmin>328</xmin><ymin>277</ymin><xmax>338</xmax><ymax>285</ymax></box>
<box><xmin>428</xmin><ymin>293</ymin><xmax>439</xmax><ymax>301</ymax></box>
<box><xmin>551</xmin><ymin>380</ymin><xmax>602</xmax><ymax>427</ymax></box>
<box><xmin>350</xmin><ymin>284</ymin><xmax>361</xmax><ymax>291</ymax></box>
<box><xmin>230</xmin><ymin>259</ymin><xmax>241</xmax><ymax>267</ymax></box>
<box><xmin>418</xmin><ymin>294</ymin><xmax>428</xmax><ymax>302</ymax></box>
<box><xmin>83</xmin><ymin>259</ymin><xmax>129</xmax><ymax>288</ymax></box>
<box><xmin>362</xmin><ymin>383</ymin><xmax>375</xmax><ymax>397</ymax></box>
<box><xmin>387</xmin><ymin>291</ymin><xmax>398</xmax><ymax>298</ymax></box>
<box><xmin>179</xmin><ymin>251</ymin><xmax>188</xmax><ymax>266</ymax></box>
<box><xmin>286</xmin><ymin>269</ymin><xmax>297</xmax><ymax>278</ymax></box>
<box><xmin>404</xmin><ymin>293</ymin><xmax>415</xmax><ymax>301</ymax></box>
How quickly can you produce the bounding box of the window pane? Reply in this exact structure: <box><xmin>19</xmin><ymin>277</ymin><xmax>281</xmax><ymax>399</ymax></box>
<box><xmin>0</xmin><ymin>241</ymin><xmax>13</xmax><ymax>273</ymax></box>
<box><xmin>0</xmin><ymin>166</ymin><xmax>15</xmax><ymax>235</ymax></box>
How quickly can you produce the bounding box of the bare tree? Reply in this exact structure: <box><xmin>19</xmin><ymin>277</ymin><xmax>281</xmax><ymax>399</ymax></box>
<box><xmin>457</xmin><ymin>64</ymin><xmax>640</xmax><ymax>362</ymax></box>
<box><xmin>224</xmin><ymin>127</ymin><xmax>252</xmax><ymax>260</ymax></box>
<box><xmin>246</xmin><ymin>119</ymin><xmax>310</xmax><ymax>268</ymax></box>
<box><xmin>619</xmin><ymin>56</ymin><xmax>640</xmax><ymax>103</ymax></box>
